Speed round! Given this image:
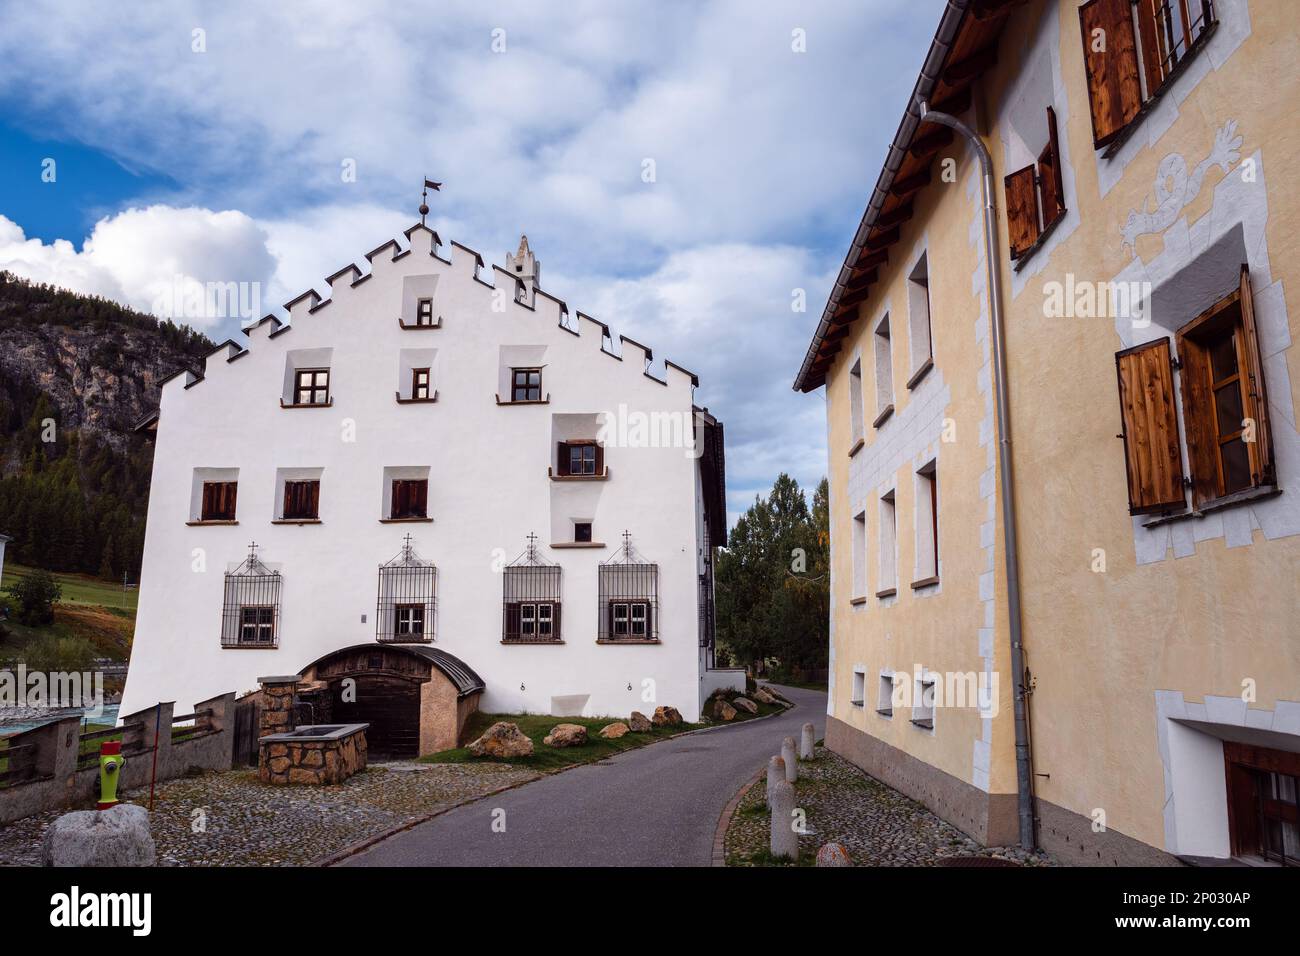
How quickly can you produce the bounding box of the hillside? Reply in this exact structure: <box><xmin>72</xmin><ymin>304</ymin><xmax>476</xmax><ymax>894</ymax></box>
<box><xmin>0</xmin><ymin>271</ymin><xmax>214</xmax><ymax>579</ymax></box>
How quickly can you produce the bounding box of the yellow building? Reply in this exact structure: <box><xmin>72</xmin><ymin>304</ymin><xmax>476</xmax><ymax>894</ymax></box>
<box><xmin>795</xmin><ymin>0</ymin><xmax>1299</xmax><ymax>865</ymax></box>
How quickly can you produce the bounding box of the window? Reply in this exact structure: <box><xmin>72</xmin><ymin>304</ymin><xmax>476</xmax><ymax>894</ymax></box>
<box><xmin>906</xmin><ymin>254</ymin><xmax>933</xmax><ymax>385</ymax></box>
<box><xmin>376</xmin><ymin>539</ymin><xmax>436</xmax><ymax>644</ymax></box>
<box><xmin>557</xmin><ymin>440</ymin><xmax>602</xmax><ymax>477</ymax></box>
<box><xmin>221</xmin><ymin>546</ymin><xmax>281</xmax><ymax>648</ymax></box>
<box><xmin>1004</xmin><ymin>108</ymin><xmax>1066</xmax><ymax>261</ymax></box>
<box><xmin>395</xmin><ymin>603</ymin><xmax>425</xmax><ymax>637</ymax></box>
<box><xmin>201</xmin><ymin>481</ymin><xmax>238</xmax><ymax>522</ymax></box>
<box><xmin>283</xmin><ymin>480</ymin><xmax>320</xmax><ymax>520</ymax></box>
<box><xmin>511</xmin><ymin>367</ymin><xmax>542</xmax><ymax>402</ymax></box>
<box><xmin>849</xmin><ymin>358</ymin><xmax>865</xmax><ymax>448</ymax></box>
<box><xmin>1224</xmin><ymin>742</ymin><xmax>1300</xmax><ymax>866</ymax></box>
<box><xmin>877</xmin><ymin>491</ymin><xmax>897</xmax><ymax>597</ymax></box>
<box><xmin>851</xmin><ymin>669</ymin><xmax>866</xmax><ymax>707</ymax></box>
<box><xmin>1115</xmin><ymin>267</ymin><xmax>1275</xmax><ymax>514</ymax></box>
<box><xmin>411</xmin><ymin>368</ymin><xmax>431</xmax><ymax>400</ymax></box>
<box><xmin>238</xmin><ymin>606</ymin><xmax>275</xmax><ymax>646</ymax></box>
<box><xmin>1078</xmin><ymin>0</ymin><xmax>1217</xmax><ymax>150</ymax></box>
<box><xmin>912</xmin><ymin>673</ymin><xmax>936</xmax><ymax>730</ymax></box>
<box><xmin>914</xmin><ymin>462</ymin><xmax>939</xmax><ymax>587</ymax></box>
<box><xmin>873</xmin><ymin>317</ymin><xmax>894</xmax><ymax>425</ymax></box>
<box><xmin>390</xmin><ymin>479</ymin><xmax>429</xmax><ymax>520</ymax></box>
<box><xmin>416</xmin><ymin>298</ymin><xmax>434</xmax><ymax>326</ymax></box>
<box><xmin>851</xmin><ymin>510</ymin><xmax>867</xmax><ymax>601</ymax></box>
<box><xmin>516</xmin><ymin>602</ymin><xmax>555</xmax><ymax>638</ymax></box>
<box><xmin>599</xmin><ymin>545</ymin><xmax>659</xmax><ymax>642</ymax></box>
<box><xmin>574</xmin><ymin>521</ymin><xmax>593</xmax><ymax>543</ymax></box>
<box><xmin>877</xmin><ymin>673</ymin><xmax>895</xmax><ymax>717</ymax></box>
<box><xmin>293</xmin><ymin>368</ymin><xmax>330</xmax><ymax>405</ymax></box>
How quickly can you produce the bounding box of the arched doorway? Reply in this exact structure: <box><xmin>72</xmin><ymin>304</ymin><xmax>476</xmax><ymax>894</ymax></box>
<box><xmin>298</xmin><ymin>645</ymin><xmax>485</xmax><ymax>759</ymax></box>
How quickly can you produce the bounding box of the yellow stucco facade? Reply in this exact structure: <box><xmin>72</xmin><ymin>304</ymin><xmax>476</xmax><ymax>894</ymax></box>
<box><xmin>814</xmin><ymin>0</ymin><xmax>1299</xmax><ymax>863</ymax></box>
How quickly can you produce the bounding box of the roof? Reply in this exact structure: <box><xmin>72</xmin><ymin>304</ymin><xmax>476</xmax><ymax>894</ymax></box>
<box><xmin>793</xmin><ymin>0</ymin><xmax>1022</xmax><ymax>392</ymax></box>
<box><xmin>300</xmin><ymin>643</ymin><xmax>486</xmax><ymax>699</ymax></box>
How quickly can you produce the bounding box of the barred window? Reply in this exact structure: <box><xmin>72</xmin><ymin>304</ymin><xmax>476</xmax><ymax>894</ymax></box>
<box><xmin>503</xmin><ymin>535</ymin><xmax>562</xmax><ymax>643</ymax></box>
<box><xmin>376</xmin><ymin>537</ymin><xmax>436</xmax><ymax>644</ymax></box>
<box><xmin>222</xmin><ymin>545</ymin><xmax>281</xmax><ymax>648</ymax></box>
<box><xmin>598</xmin><ymin>533</ymin><xmax>659</xmax><ymax>643</ymax></box>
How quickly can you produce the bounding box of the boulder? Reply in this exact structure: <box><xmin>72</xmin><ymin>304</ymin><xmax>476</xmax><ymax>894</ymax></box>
<box><xmin>816</xmin><ymin>842</ymin><xmax>853</xmax><ymax>867</ymax></box>
<box><xmin>712</xmin><ymin>699</ymin><xmax>737</xmax><ymax>721</ymax></box>
<box><xmin>652</xmin><ymin>706</ymin><xmax>683</xmax><ymax>727</ymax></box>
<box><xmin>543</xmin><ymin>723</ymin><xmax>588</xmax><ymax>747</ymax></box>
<box><xmin>598</xmin><ymin>722</ymin><xmax>630</xmax><ymax>739</ymax></box>
<box><xmin>467</xmin><ymin>721</ymin><xmax>535</xmax><ymax>758</ymax></box>
<box><xmin>732</xmin><ymin>696</ymin><xmax>759</xmax><ymax>715</ymax></box>
<box><xmin>752</xmin><ymin>687</ymin><xmax>778</xmax><ymax>705</ymax></box>
<box><xmin>628</xmin><ymin>711</ymin><xmax>652</xmax><ymax>732</ymax></box>
<box><xmin>42</xmin><ymin>805</ymin><xmax>155</xmax><ymax>867</ymax></box>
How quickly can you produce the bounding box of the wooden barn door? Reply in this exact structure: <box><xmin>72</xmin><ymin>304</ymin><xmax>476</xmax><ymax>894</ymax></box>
<box><xmin>332</xmin><ymin>676</ymin><xmax>421</xmax><ymax>758</ymax></box>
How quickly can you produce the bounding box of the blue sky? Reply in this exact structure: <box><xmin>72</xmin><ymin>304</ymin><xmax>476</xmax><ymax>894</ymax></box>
<box><xmin>0</xmin><ymin>0</ymin><xmax>945</xmax><ymax>522</ymax></box>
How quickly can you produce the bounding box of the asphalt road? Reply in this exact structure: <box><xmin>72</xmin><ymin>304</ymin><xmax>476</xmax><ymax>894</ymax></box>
<box><xmin>339</xmin><ymin>683</ymin><xmax>827</xmax><ymax>866</ymax></box>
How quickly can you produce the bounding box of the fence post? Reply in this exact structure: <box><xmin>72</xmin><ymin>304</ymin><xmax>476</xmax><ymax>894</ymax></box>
<box><xmin>766</xmin><ymin>755</ymin><xmax>784</xmax><ymax>809</ymax></box>
<box><xmin>800</xmin><ymin>722</ymin><xmax>815</xmax><ymax>759</ymax></box>
<box><xmin>781</xmin><ymin>736</ymin><xmax>798</xmax><ymax>782</ymax></box>
<box><xmin>194</xmin><ymin>691</ymin><xmax>237</xmax><ymax>769</ymax></box>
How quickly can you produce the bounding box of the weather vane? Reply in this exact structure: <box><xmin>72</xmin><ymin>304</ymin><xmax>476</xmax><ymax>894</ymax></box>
<box><xmin>420</xmin><ymin>177</ymin><xmax>441</xmax><ymax>226</ymax></box>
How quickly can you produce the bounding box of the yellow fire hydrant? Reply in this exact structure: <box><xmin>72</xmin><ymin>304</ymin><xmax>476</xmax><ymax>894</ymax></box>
<box><xmin>97</xmin><ymin>741</ymin><xmax>125</xmax><ymax>810</ymax></box>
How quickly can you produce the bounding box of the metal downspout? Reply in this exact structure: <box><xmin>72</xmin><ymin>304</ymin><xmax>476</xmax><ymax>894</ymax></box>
<box><xmin>917</xmin><ymin>99</ymin><xmax>1037</xmax><ymax>850</ymax></box>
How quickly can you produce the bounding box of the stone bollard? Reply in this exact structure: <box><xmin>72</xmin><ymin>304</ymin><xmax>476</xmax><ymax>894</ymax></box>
<box><xmin>781</xmin><ymin>736</ymin><xmax>798</xmax><ymax>782</ymax></box>
<box><xmin>769</xmin><ymin>779</ymin><xmax>797</xmax><ymax>861</ymax></box>
<box><xmin>766</xmin><ymin>755</ymin><xmax>785</xmax><ymax>809</ymax></box>
<box><xmin>800</xmin><ymin>722</ymin><xmax>816</xmax><ymax>759</ymax></box>
<box><xmin>43</xmin><ymin>805</ymin><xmax>155</xmax><ymax>866</ymax></box>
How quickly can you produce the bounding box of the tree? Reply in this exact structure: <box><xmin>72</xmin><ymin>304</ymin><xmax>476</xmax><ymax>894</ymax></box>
<box><xmin>715</xmin><ymin>473</ymin><xmax>829</xmax><ymax>680</ymax></box>
<box><xmin>3</xmin><ymin>569</ymin><xmax>62</xmax><ymax>626</ymax></box>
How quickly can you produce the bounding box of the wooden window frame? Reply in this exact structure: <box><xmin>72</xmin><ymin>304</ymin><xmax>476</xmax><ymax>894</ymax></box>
<box><xmin>1079</xmin><ymin>0</ymin><xmax>1217</xmax><ymax>153</ymax></box>
<box><xmin>200</xmin><ymin>480</ymin><xmax>238</xmax><ymax>522</ymax></box>
<box><xmin>238</xmin><ymin>605</ymin><xmax>276</xmax><ymax>646</ymax></box>
<box><xmin>411</xmin><ymin>367</ymin><xmax>431</xmax><ymax>401</ymax></box>
<box><xmin>1175</xmin><ymin>270</ymin><xmax>1275</xmax><ymax>508</ymax></box>
<box><xmin>390</xmin><ymin>478</ymin><xmax>429</xmax><ymax>520</ymax></box>
<box><xmin>511</xmin><ymin>367</ymin><xmax>542</xmax><ymax>403</ymax></box>
<box><xmin>395</xmin><ymin>603</ymin><xmax>425</xmax><ymax>637</ymax></box>
<box><xmin>574</xmin><ymin>522</ymin><xmax>593</xmax><ymax>543</ymax></box>
<box><xmin>555</xmin><ymin>440</ymin><xmax>604</xmax><ymax>478</ymax></box>
<box><xmin>282</xmin><ymin>479</ymin><xmax>321</xmax><ymax>521</ymax></box>
<box><xmin>1005</xmin><ymin>108</ymin><xmax>1066</xmax><ymax>264</ymax></box>
<box><xmin>293</xmin><ymin>368</ymin><xmax>330</xmax><ymax>406</ymax></box>
<box><xmin>416</xmin><ymin>298</ymin><xmax>434</xmax><ymax>326</ymax></box>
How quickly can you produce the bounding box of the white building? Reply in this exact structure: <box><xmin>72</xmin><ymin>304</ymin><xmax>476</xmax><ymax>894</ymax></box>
<box><xmin>120</xmin><ymin>225</ymin><xmax>740</xmax><ymax>754</ymax></box>
<box><xmin>0</xmin><ymin>532</ymin><xmax>11</xmax><ymax>585</ymax></box>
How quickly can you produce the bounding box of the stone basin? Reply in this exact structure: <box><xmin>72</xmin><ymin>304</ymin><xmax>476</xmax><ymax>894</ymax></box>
<box><xmin>258</xmin><ymin>723</ymin><xmax>369</xmax><ymax>785</ymax></box>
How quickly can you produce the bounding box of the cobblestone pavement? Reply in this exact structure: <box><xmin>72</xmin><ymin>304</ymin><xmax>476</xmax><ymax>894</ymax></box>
<box><xmin>0</xmin><ymin>761</ymin><xmax>538</xmax><ymax>867</ymax></box>
<box><xmin>725</xmin><ymin>746</ymin><xmax>1053</xmax><ymax>866</ymax></box>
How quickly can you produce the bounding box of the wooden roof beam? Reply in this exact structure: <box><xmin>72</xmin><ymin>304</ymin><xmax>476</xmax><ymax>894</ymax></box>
<box><xmin>943</xmin><ymin>43</ymin><xmax>998</xmax><ymax>85</ymax></box>
<box><xmin>889</xmin><ymin>168</ymin><xmax>931</xmax><ymax>198</ymax></box>
<box><xmin>876</xmin><ymin>203</ymin><xmax>914</xmax><ymax>229</ymax></box>
<box><xmin>909</xmin><ymin>126</ymin><xmax>954</xmax><ymax>159</ymax></box>
<box><xmin>855</xmin><ymin>248</ymin><xmax>889</xmax><ymax>272</ymax></box>
<box><xmin>865</xmin><ymin>226</ymin><xmax>899</xmax><ymax>252</ymax></box>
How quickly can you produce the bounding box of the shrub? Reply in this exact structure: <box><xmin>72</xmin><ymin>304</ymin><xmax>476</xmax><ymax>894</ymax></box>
<box><xmin>3</xmin><ymin>569</ymin><xmax>62</xmax><ymax>625</ymax></box>
<box><xmin>21</xmin><ymin>633</ymin><xmax>96</xmax><ymax>673</ymax></box>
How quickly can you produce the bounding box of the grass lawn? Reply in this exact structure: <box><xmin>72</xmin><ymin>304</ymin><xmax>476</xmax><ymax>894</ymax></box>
<box><xmin>0</xmin><ymin>564</ymin><xmax>136</xmax><ymax>663</ymax></box>
<box><xmin>420</xmin><ymin>691</ymin><xmax>788</xmax><ymax>773</ymax></box>
<box><xmin>0</xmin><ymin>563</ymin><xmax>138</xmax><ymax>612</ymax></box>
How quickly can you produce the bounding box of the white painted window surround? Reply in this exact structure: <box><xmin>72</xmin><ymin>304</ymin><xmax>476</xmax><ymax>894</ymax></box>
<box><xmin>851</xmin><ymin>510</ymin><xmax>867</xmax><ymax>600</ymax></box>
<box><xmin>878</xmin><ymin>490</ymin><xmax>897</xmax><ymax>593</ymax></box>
<box><xmin>851</xmin><ymin>668</ymin><xmax>866</xmax><ymax>706</ymax></box>
<box><xmin>914</xmin><ymin>461</ymin><xmax>938</xmax><ymax>583</ymax></box>
<box><xmin>397</xmin><ymin>348</ymin><xmax>437</xmax><ymax>399</ymax></box>
<box><xmin>877</xmin><ymin>671</ymin><xmax>895</xmax><ymax>716</ymax></box>
<box><xmin>907</xmin><ymin>253</ymin><xmax>932</xmax><ymax>378</ymax></box>
<box><xmin>272</xmin><ymin>467</ymin><xmax>323</xmax><ymax>520</ymax></box>
<box><xmin>849</xmin><ymin>358</ymin><xmax>865</xmax><ymax>443</ymax></box>
<box><xmin>281</xmin><ymin>348</ymin><xmax>333</xmax><ymax>405</ymax></box>
<box><xmin>189</xmin><ymin>467</ymin><xmax>238</xmax><ymax>521</ymax></box>
<box><xmin>873</xmin><ymin>316</ymin><xmax>894</xmax><ymax>416</ymax></box>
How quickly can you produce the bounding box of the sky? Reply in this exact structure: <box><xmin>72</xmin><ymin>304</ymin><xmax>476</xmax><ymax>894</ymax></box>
<box><xmin>0</xmin><ymin>0</ymin><xmax>945</xmax><ymax>524</ymax></box>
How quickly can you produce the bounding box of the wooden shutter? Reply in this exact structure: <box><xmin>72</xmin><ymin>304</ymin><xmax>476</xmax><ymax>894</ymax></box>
<box><xmin>1174</xmin><ymin>331</ymin><xmax>1219</xmax><ymax>509</ymax></box>
<box><xmin>1134</xmin><ymin>0</ymin><xmax>1164</xmax><ymax>97</ymax></box>
<box><xmin>392</xmin><ymin>479</ymin><xmax>408</xmax><ymax>518</ymax></box>
<box><xmin>307</xmin><ymin>480</ymin><xmax>320</xmax><ymax>518</ymax></box>
<box><xmin>412</xmin><ymin>480</ymin><xmax>428</xmax><ymax>518</ymax></box>
<box><xmin>283</xmin><ymin>482</ymin><xmax>295</xmax><ymax>518</ymax></box>
<box><xmin>1238</xmin><ymin>265</ymin><xmax>1275</xmax><ymax>486</ymax></box>
<box><xmin>1115</xmin><ymin>338</ymin><xmax>1186</xmax><ymax>514</ymax></box>
<box><xmin>556</xmin><ymin>442</ymin><xmax>570</xmax><ymax>476</ymax></box>
<box><xmin>594</xmin><ymin>442</ymin><xmax>605</xmax><ymax>475</ymax></box>
<box><xmin>202</xmin><ymin>482</ymin><xmax>217</xmax><ymax>520</ymax></box>
<box><xmin>1037</xmin><ymin>107</ymin><xmax>1066</xmax><ymax>230</ymax></box>
<box><xmin>505</xmin><ymin>603</ymin><xmax>520</xmax><ymax>638</ymax></box>
<box><xmin>1004</xmin><ymin>165</ymin><xmax>1040</xmax><ymax>260</ymax></box>
<box><xmin>551</xmin><ymin>603</ymin><xmax>562</xmax><ymax>640</ymax></box>
<box><xmin>1079</xmin><ymin>0</ymin><xmax>1143</xmax><ymax>148</ymax></box>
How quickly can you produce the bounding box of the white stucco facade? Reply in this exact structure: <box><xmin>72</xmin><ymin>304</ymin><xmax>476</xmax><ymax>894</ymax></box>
<box><xmin>120</xmin><ymin>224</ymin><xmax>735</xmax><ymax>724</ymax></box>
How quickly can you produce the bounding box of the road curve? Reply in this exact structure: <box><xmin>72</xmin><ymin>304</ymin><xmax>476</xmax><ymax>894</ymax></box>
<box><xmin>338</xmin><ymin>683</ymin><xmax>827</xmax><ymax>866</ymax></box>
